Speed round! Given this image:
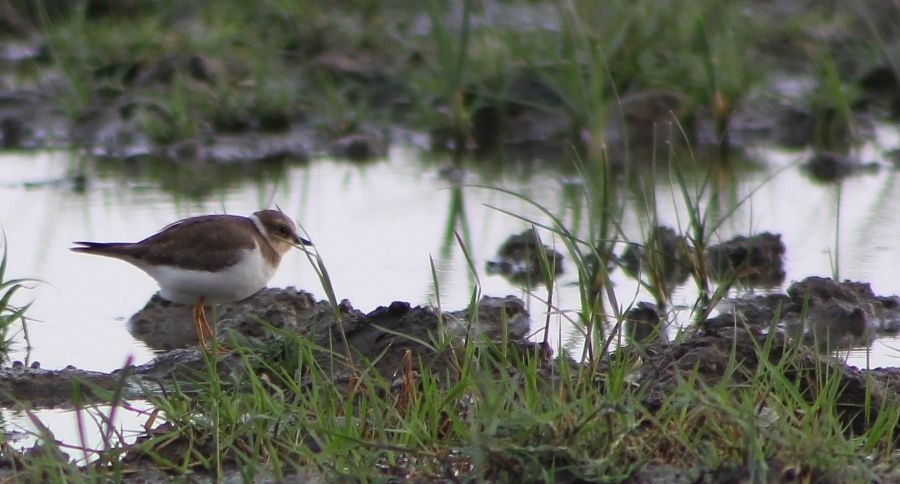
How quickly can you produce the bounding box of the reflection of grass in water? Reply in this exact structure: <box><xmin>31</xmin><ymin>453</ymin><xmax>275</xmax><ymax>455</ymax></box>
<box><xmin>90</xmin><ymin>156</ymin><xmax>294</xmax><ymax>200</ymax></box>
<box><xmin>424</xmin><ymin>139</ymin><xmax>772</xmax><ymax>352</ymax></box>
<box><xmin>8</xmin><ymin>139</ymin><xmax>900</xmax><ymax>481</ymax></box>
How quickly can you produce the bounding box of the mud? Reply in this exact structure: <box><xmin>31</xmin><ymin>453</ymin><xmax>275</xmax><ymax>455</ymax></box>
<box><xmin>0</xmin><ymin>289</ymin><xmax>537</xmax><ymax>407</ymax></box>
<box><xmin>706</xmin><ymin>232</ymin><xmax>786</xmax><ymax>287</ymax></box>
<box><xmin>2</xmin><ymin>281</ymin><xmax>900</xmax><ymax>479</ymax></box>
<box><xmin>328</xmin><ymin>131</ymin><xmax>386</xmax><ymax>161</ymax></box>
<box><xmin>486</xmin><ymin>229</ymin><xmax>565</xmax><ymax>287</ymax></box>
<box><xmin>637</xmin><ymin>324</ymin><xmax>900</xmax><ymax>439</ymax></box>
<box><xmin>802</xmin><ymin>151</ymin><xmax>880</xmax><ymax>182</ymax></box>
<box><xmin>620</xmin><ymin>228</ymin><xmax>786</xmax><ymax>297</ymax></box>
<box><xmin>4</xmin><ymin>276</ymin><xmax>898</xmax><ymax>408</ymax></box>
<box><xmin>621</xmin><ymin>226</ymin><xmax>692</xmax><ymax>295</ymax></box>
<box><xmin>0</xmin><ymin>365</ymin><xmax>122</xmax><ymax>407</ymax></box>
<box><xmin>706</xmin><ymin>276</ymin><xmax>900</xmax><ymax>350</ymax></box>
<box><xmin>624</xmin><ymin>302</ymin><xmax>667</xmax><ymax>345</ymax></box>
<box><xmin>1</xmin><ymin>2</ymin><xmax>897</xmax><ymax>170</ymax></box>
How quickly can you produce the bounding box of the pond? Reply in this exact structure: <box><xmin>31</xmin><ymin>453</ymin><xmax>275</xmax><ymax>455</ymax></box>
<box><xmin>1</xmin><ymin>125</ymin><xmax>900</xmax><ymax>453</ymax></box>
<box><xmin>2</xmin><ymin>127</ymin><xmax>900</xmax><ymax>369</ymax></box>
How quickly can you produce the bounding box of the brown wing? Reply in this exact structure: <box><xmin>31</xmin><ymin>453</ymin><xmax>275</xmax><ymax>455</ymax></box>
<box><xmin>73</xmin><ymin>215</ymin><xmax>260</xmax><ymax>271</ymax></box>
<box><xmin>132</xmin><ymin>215</ymin><xmax>259</xmax><ymax>271</ymax></box>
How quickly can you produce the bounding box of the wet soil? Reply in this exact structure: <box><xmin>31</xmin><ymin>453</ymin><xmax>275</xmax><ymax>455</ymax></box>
<box><xmin>0</xmin><ymin>1</ymin><xmax>898</xmax><ymax>171</ymax></box>
<box><xmin>1</xmin><ymin>0</ymin><xmax>900</xmax><ymax>479</ymax></box>
<box><xmin>486</xmin><ymin>228</ymin><xmax>565</xmax><ymax>287</ymax></box>
<box><xmin>620</xmin><ymin>229</ymin><xmax>787</xmax><ymax>301</ymax></box>
<box><xmin>0</xmin><ymin>364</ymin><xmax>121</xmax><ymax>407</ymax></box>
<box><xmin>706</xmin><ymin>276</ymin><xmax>900</xmax><ymax>349</ymax></box>
<box><xmin>2</xmin><ymin>288</ymin><xmax>535</xmax><ymax>407</ymax></box>
<box><xmin>2</xmin><ymin>277</ymin><xmax>900</xmax><ymax>479</ymax></box>
<box><xmin>706</xmin><ymin>232</ymin><xmax>786</xmax><ymax>287</ymax></box>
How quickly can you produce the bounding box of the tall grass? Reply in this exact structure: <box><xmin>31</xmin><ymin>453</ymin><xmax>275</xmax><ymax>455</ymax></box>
<box><xmin>809</xmin><ymin>48</ymin><xmax>859</xmax><ymax>152</ymax></box>
<box><xmin>35</xmin><ymin>0</ymin><xmax>92</xmax><ymax>116</ymax></box>
<box><xmin>6</xmin><ymin>1</ymin><xmax>900</xmax><ymax>480</ymax></box>
<box><xmin>2</xmin><ymin>316</ymin><xmax>877</xmax><ymax>481</ymax></box>
<box><xmin>419</xmin><ymin>0</ymin><xmax>476</xmax><ymax>150</ymax></box>
<box><xmin>0</xmin><ymin>234</ymin><xmax>33</xmax><ymax>354</ymax></box>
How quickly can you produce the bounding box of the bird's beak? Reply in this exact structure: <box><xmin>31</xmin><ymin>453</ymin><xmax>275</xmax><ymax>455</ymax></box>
<box><xmin>290</xmin><ymin>234</ymin><xmax>312</xmax><ymax>248</ymax></box>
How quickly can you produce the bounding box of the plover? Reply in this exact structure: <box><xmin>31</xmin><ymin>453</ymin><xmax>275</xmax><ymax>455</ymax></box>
<box><xmin>72</xmin><ymin>209</ymin><xmax>311</xmax><ymax>349</ymax></box>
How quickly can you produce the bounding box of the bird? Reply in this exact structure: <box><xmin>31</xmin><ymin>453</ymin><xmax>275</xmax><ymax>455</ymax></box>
<box><xmin>72</xmin><ymin>209</ymin><xmax>311</xmax><ymax>350</ymax></box>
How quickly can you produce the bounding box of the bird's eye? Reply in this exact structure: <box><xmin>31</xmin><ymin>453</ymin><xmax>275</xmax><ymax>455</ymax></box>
<box><xmin>278</xmin><ymin>225</ymin><xmax>291</xmax><ymax>236</ymax></box>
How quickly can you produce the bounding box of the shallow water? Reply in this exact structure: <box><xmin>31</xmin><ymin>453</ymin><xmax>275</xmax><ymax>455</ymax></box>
<box><xmin>0</xmin><ymin>129</ymin><xmax>899</xmax><ymax>371</ymax></box>
<box><xmin>0</xmin><ymin>128</ymin><xmax>900</xmax><ymax>371</ymax></box>
<box><xmin>0</xmin><ymin>148</ymin><xmax>594</xmax><ymax>370</ymax></box>
<box><xmin>2</xmin><ymin>401</ymin><xmax>155</xmax><ymax>464</ymax></box>
<box><xmin>2</xmin><ymin>127</ymin><xmax>900</xmax><ymax>453</ymax></box>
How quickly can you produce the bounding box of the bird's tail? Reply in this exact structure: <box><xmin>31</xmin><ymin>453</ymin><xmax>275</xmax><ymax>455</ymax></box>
<box><xmin>71</xmin><ymin>241</ymin><xmax>133</xmax><ymax>256</ymax></box>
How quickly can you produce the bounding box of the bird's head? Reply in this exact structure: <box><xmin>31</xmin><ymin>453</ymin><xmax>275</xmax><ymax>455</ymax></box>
<box><xmin>253</xmin><ymin>209</ymin><xmax>312</xmax><ymax>256</ymax></box>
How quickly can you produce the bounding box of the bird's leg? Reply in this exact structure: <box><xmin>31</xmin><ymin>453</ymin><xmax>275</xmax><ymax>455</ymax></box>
<box><xmin>193</xmin><ymin>297</ymin><xmax>215</xmax><ymax>350</ymax></box>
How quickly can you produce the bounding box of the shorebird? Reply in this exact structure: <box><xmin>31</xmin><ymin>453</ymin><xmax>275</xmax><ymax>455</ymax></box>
<box><xmin>72</xmin><ymin>209</ymin><xmax>311</xmax><ymax>350</ymax></box>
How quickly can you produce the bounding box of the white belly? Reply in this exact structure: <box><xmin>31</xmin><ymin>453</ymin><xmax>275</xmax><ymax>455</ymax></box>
<box><xmin>142</xmin><ymin>248</ymin><xmax>276</xmax><ymax>305</ymax></box>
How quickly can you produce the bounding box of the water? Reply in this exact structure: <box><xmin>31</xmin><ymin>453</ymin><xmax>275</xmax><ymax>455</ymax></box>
<box><xmin>1</xmin><ymin>125</ymin><xmax>899</xmax><ymax>452</ymax></box>
<box><xmin>2</xmin><ymin>402</ymin><xmax>156</xmax><ymax>463</ymax></box>
<box><xmin>3</xmin><ymin>137</ymin><xmax>900</xmax><ymax>369</ymax></box>
<box><xmin>0</xmin><ymin>148</ymin><xmax>595</xmax><ymax>369</ymax></box>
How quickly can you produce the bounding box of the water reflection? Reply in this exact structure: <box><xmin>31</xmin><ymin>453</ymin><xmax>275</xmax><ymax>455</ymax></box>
<box><xmin>127</xmin><ymin>295</ymin><xmax>198</xmax><ymax>352</ymax></box>
<box><xmin>1</xmin><ymin>129</ymin><xmax>900</xmax><ymax>458</ymax></box>
<box><xmin>485</xmin><ymin>229</ymin><xmax>565</xmax><ymax>288</ymax></box>
<box><xmin>0</xmin><ymin>129</ymin><xmax>898</xmax><ymax>374</ymax></box>
<box><xmin>91</xmin><ymin>155</ymin><xmax>297</xmax><ymax>200</ymax></box>
<box><xmin>1</xmin><ymin>401</ymin><xmax>156</xmax><ymax>463</ymax></box>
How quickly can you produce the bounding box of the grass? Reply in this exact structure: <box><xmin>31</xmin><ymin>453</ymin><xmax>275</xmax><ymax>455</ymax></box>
<box><xmin>0</xmin><ymin>233</ymin><xmax>33</xmax><ymax>355</ymax></box>
<box><xmin>11</xmin><ymin>0</ymin><xmax>888</xmax><ymax>159</ymax></box>
<box><xmin>6</xmin><ymin>313</ymin><xmax>895</xmax><ymax>481</ymax></box>
<box><xmin>809</xmin><ymin>47</ymin><xmax>859</xmax><ymax>152</ymax></box>
<box><xmin>1</xmin><ymin>173</ymin><xmax>898</xmax><ymax>481</ymax></box>
<box><xmin>3</xmin><ymin>0</ymin><xmax>900</xmax><ymax>480</ymax></box>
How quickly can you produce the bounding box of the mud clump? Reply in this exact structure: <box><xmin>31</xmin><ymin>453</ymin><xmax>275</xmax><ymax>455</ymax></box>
<box><xmin>621</xmin><ymin>228</ymin><xmax>786</xmax><ymax>293</ymax></box>
<box><xmin>706</xmin><ymin>232</ymin><xmax>786</xmax><ymax>287</ymax></box>
<box><xmin>0</xmin><ymin>289</ymin><xmax>543</xmax><ymax>409</ymax></box>
<box><xmin>621</xmin><ymin>226</ymin><xmax>692</xmax><ymax>295</ymax></box>
<box><xmin>636</xmin><ymin>324</ymin><xmax>898</xmax><ymax>439</ymax></box>
<box><xmin>707</xmin><ymin>276</ymin><xmax>900</xmax><ymax>349</ymax></box>
<box><xmin>486</xmin><ymin>229</ymin><xmax>565</xmax><ymax>287</ymax></box>
<box><xmin>0</xmin><ymin>365</ymin><xmax>121</xmax><ymax>407</ymax></box>
<box><xmin>328</xmin><ymin>132</ymin><xmax>386</xmax><ymax>161</ymax></box>
<box><xmin>624</xmin><ymin>302</ymin><xmax>667</xmax><ymax>345</ymax></box>
<box><xmin>125</xmin><ymin>288</ymin><xmax>541</xmax><ymax>386</ymax></box>
<box><xmin>801</xmin><ymin>151</ymin><xmax>879</xmax><ymax>183</ymax></box>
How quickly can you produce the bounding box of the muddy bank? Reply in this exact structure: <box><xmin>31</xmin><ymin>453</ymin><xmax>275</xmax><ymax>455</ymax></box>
<box><xmin>3</xmin><ymin>276</ymin><xmax>900</xmax><ymax>408</ymax></box>
<box><xmin>0</xmin><ymin>1</ymin><xmax>898</xmax><ymax>172</ymax></box>
<box><xmin>0</xmin><ymin>289</ymin><xmax>535</xmax><ymax>407</ymax></box>
<box><xmin>706</xmin><ymin>276</ymin><xmax>900</xmax><ymax>349</ymax></box>
<box><xmin>1</xmin><ymin>276</ymin><xmax>897</xmax><ymax>397</ymax></box>
<box><xmin>1</xmin><ymin>280</ymin><xmax>900</xmax><ymax>479</ymax></box>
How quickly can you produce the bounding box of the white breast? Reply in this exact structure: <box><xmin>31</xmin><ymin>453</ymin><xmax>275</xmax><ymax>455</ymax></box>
<box><xmin>141</xmin><ymin>245</ymin><xmax>277</xmax><ymax>305</ymax></box>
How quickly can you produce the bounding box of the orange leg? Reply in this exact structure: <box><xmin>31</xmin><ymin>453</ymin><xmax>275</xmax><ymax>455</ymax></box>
<box><xmin>192</xmin><ymin>297</ymin><xmax>215</xmax><ymax>351</ymax></box>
